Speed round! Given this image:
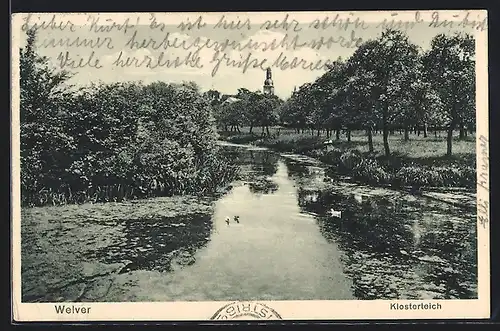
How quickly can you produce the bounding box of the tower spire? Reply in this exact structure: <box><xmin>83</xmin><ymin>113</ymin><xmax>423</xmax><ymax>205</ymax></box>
<box><xmin>263</xmin><ymin>67</ymin><xmax>274</xmax><ymax>95</ymax></box>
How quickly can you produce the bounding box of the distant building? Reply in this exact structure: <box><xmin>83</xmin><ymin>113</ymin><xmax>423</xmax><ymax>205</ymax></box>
<box><xmin>220</xmin><ymin>94</ymin><xmax>239</xmax><ymax>104</ymax></box>
<box><xmin>263</xmin><ymin>67</ymin><xmax>275</xmax><ymax>95</ymax></box>
<box><xmin>222</xmin><ymin>96</ymin><xmax>240</xmax><ymax>104</ymax></box>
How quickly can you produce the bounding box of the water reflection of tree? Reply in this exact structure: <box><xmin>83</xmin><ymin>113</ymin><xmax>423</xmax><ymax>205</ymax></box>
<box><xmin>86</xmin><ymin>212</ymin><xmax>213</xmax><ymax>273</ymax></box>
<box><xmin>300</xmin><ymin>188</ymin><xmax>415</xmax><ymax>254</ymax></box>
<box><xmin>236</xmin><ymin>150</ymin><xmax>280</xmax><ymax>195</ymax></box>
<box><xmin>284</xmin><ymin>159</ymin><xmax>329</xmax><ymax>191</ymax></box>
<box><xmin>247</xmin><ymin>179</ymin><xmax>279</xmax><ymax>194</ymax></box>
<box><xmin>220</xmin><ymin>147</ymin><xmax>280</xmax><ymax>188</ymax></box>
<box><xmin>298</xmin><ymin>187</ymin><xmax>477</xmax><ymax>300</ymax></box>
<box><xmin>416</xmin><ymin>214</ymin><xmax>477</xmax><ymax>299</ymax></box>
<box><xmin>248</xmin><ymin>150</ymin><xmax>279</xmax><ymax>177</ymax></box>
<box><xmin>283</xmin><ymin>159</ymin><xmax>310</xmax><ymax>179</ymax></box>
<box><xmin>220</xmin><ymin>146</ymin><xmax>247</xmax><ymax>166</ymax></box>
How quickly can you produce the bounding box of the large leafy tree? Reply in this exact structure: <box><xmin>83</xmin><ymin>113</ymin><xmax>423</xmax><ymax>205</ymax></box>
<box><xmin>204</xmin><ymin>89</ymin><xmax>222</xmax><ymax>107</ymax></box>
<box><xmin>278</xmin><ymin>59</ymin><xmax>348</xmax><ymax>139</ymax></box>
<box><xmin>279</xmin><ymin>84</ymin><xmax>312</xmax><ymax>133</ymax></box>
<box><xmin>343</xmin><ymin>44</ymin><xmax>382</xmax><ymax>152</ymax></box>
<box><xmin>423</xmin><ymin>33</ymin><xmax>475</xmax><ymax>155</ymax></box>
<box><xmin>347</xmin><ymin>29</ymin><xmax>421</xmax><ymax>157</ymax></box>
<box><xmin>20</xmin><ymin>28</ymin><xmax>76</xmax><ymax>200</ymax></box>
<box><xmin>235</xmin><ymin>88</ymin><xmax>260</xmax><ymax>133</ymax></box>
<box><xmin>256</xmin><ymin>95</ymin><xmax>281</xmax><ymax>136</ymax></box>
<box><xmin>320</xmin><ymin>59</ymin><xmax>349</xmax><ymax>140</ymax></box>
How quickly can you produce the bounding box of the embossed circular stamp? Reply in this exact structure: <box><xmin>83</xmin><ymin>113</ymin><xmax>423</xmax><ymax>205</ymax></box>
<box><xmin>210</xmin><ymin>301</ymin><xmax>282</xmax><ymax>320</ymax></box>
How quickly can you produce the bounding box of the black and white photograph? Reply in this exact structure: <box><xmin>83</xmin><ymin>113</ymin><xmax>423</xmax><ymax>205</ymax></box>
<box><xmin>11</xmin><ymin>10</ymin><xmax>489</xmax><ymax>321</ymax></box>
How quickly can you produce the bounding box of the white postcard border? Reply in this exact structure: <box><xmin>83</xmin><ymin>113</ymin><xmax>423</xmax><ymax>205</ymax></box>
<box><xmin>10</xmin><ymin>10</ymin><xmax>490</xmax><ymax>322</ymax></box>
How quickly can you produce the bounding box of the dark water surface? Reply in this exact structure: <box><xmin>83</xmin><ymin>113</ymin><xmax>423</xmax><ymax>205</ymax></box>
<box><xmin>22</xmin><ymin>143</ymin><xmax>477</xmax><ymax>302</ymax></box>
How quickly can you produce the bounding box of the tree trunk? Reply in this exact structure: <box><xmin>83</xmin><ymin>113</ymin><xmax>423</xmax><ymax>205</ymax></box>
<box><xmin>459</xmin><ymin>123</ymin><xmax>465</xmax><ymax>140</ymax></box>
<box><xmin>382</xmin><ymin>110</ymin><xmax>390</xmax><ymax>157</ymax></box>
<box><xmin>249</xmin><ymin>125</ymin><xmax>253</xmax><ymax>134</ymax></box>
<box><xmin>367</xmin><ymin>127</ymin><xmax>374</xmax><ymax>153</ymax></box>
<box><xmin>336</xmin><ymin>129</ymin><xmax>340</xmax><ymax>140</ymax></box>
<box><xmin>261</xmin><ymin>126</ymin><xmax>265</xmax><ymax>136</ymax></box>
<box><xmin>266</xmin><ymin>126</ymin><xmax>270</xmax><ymax>137</ymax></box>
<box><xmin>423</xmin><ymin>123</ymin><xmax>428</xmax><ymax>138</ymax></box>
<box><xmin>434</xmin><ymin>129</ymin><xmax>438</xmax><ymax>138</ymax></box>
<box><xmin>347</xmin><ymin>129</ymin><xmax>351</xmax><ymax>142</ymax></box>
<box><xmin>404</xmin><ymin>127</ymin><xmax>410</xmax><ymax>141</ymax></box>
<box><xmin>237</xmin><ymin>126</ymin><xmax>241</xmax><ymax>133</ymax></box>
<box><xmin>447</xmin><ymin>126</ymin><xmax>453</xmax><ymax>156</ymax></box>
<box><xmin>383</xmin><ymin>126</ymin><xmax>390</xmax><ymax>157</ymax></box>
<box><xmin>447</xmin><ymin>105</ymin><xmax>458</xmax><ymax>155</ymax></box>
<box><xmin>317</xmin><ymin>128</ymin><xmax>321</xmax><ymax>137</ymax></box>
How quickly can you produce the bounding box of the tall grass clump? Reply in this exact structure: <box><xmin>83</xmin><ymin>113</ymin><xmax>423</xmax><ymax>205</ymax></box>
<box><xmin>319</xmin><ymin>148</ymin><xmax>475</xmax><ymax>189</ymax></box>
<box><xmin>395</xmin><ymin>165</ymin><xmax>475</xmax><ymax>188</ymax></box>
<box><xmin>335</xmin><ymin>150</ymin><xmax>392</xmax><ymax>184</ymax></box>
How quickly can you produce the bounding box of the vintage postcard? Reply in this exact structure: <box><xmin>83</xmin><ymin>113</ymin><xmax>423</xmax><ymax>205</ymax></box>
<box><xmin>11</xmin><ymin>10</ymin><xmax>489</xmax><ymax>322</ymax></box>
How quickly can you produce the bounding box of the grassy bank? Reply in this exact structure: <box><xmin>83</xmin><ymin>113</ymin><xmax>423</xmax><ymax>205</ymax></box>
<box><xmin>218</xmin><ymin>128</ymin><xmax>476</xmax><ymax>190</ymax></box>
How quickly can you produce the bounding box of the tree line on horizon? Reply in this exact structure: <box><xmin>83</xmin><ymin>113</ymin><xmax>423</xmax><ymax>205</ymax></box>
<box><xmin>210</xmin><ymin>29</ymin><xmax>475</xmax><ymax>157</ymax></box>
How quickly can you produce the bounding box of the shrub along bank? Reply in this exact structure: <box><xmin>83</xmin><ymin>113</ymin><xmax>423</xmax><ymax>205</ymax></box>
<box><xmin>20</xmin><ymin>29</ymin><xmax>239</xmax><ymax>207</ymax></box>
<box><xmin>220</xmin><ymin>133</ymin><xmax>476</xmax><ymax>190</ymax></box>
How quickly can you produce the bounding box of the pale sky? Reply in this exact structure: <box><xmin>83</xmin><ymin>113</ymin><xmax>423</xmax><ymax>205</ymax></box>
<box><xmin>17</xmin><ymin>12</ymin><xmax>484</xmax><ymax>99</ymax></box>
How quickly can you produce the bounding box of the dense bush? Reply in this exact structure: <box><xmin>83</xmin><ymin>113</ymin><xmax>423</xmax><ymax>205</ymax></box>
<box><xmin>354</xmin><ymin>159</ymin><xmax>393</xmax><ymax>185</ymax></box>
<box><xmin>20</xmin><ymin>31</ymin><xmax>238</xmax><ymax>207</ymax></box>
<box><xmin>320</xmin><ymin>148</ymin><xmax>474</xmax><ymax>189</ymax></box>
<box><xmin>395</xmin><ymin>165</ymin><xmax>475</xmax><ymax>188</ymax></box>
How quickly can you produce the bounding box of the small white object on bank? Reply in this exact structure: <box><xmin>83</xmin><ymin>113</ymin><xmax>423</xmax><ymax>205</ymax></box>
<box><xmin>330</xmin><ymin>209</ymin><xmax>342</xmax><ymax>218</ymax></box>
<box><xmin>353</xmin><ymin>194</ymin><xmax>363</xmax><ymax>204</ymax></box>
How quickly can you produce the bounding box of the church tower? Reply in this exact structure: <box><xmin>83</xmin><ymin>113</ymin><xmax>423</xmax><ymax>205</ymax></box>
<box><xmin>263</xmin><ymin>67</ymin><xmax>275</xmax><ymax>95</ymax></box>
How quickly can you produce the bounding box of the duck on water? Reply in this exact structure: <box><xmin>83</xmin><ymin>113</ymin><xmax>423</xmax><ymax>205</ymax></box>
<box><xmin>225</xmin><ymin>216</ymin><xmax>240</xmax><ymax>225</ymax></box>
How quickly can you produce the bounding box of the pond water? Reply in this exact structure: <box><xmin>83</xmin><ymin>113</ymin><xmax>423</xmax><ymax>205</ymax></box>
<box><xmin>21</xmin><ymin>143</ymin><xmax>478</xmax><ymax>302</ymax></box>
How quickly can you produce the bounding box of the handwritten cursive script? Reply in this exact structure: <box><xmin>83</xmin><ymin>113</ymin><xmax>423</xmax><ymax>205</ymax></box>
<box><xmin>19</xmin><ymin>11</ymin><xmax>487</xmax><ymax>76</ymax></box>
<box><xmin>477</xmin><ymin>135</ymin><xmax>489</xmax><ymax>229</ymax></box>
